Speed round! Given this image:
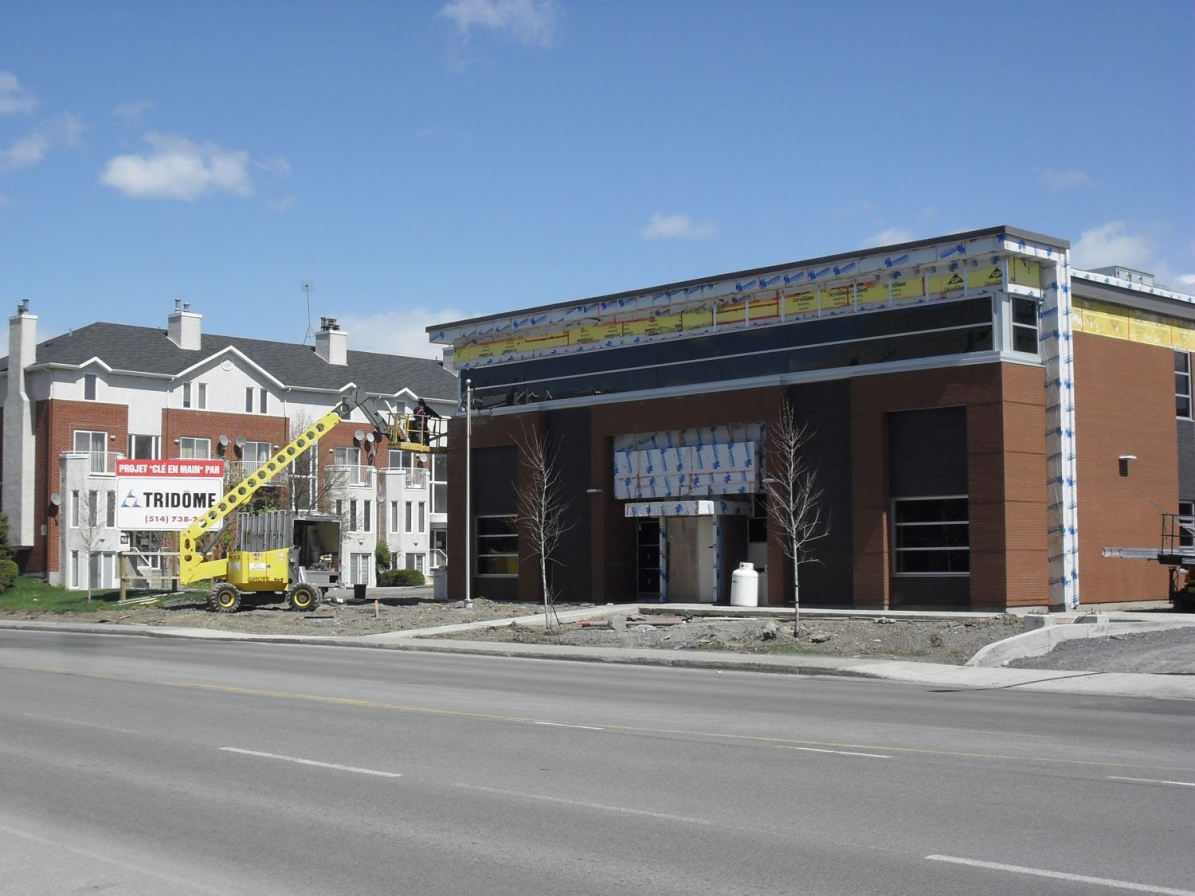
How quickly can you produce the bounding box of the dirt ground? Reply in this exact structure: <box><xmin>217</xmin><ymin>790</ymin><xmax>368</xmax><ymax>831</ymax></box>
<box><xmin>0</xmin><ymin>591</ymin><xmax>1026</xmax><ymax>665</ymax></box>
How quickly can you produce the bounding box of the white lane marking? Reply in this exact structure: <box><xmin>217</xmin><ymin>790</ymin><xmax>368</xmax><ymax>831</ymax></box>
<box><xmin>453</xmin><ymin>783</ymin><xmax>712</xmax><ymax>826</ymax></box>
<box><xmin>776</xmin><ymin>745</ymin><xmax>890</xmax><ymax>759</ymax></box>
<box><xmin>1108</xmin><ymin>776</ymin><xmax>1195</xmax><ymax>789</ymax></box>
<box><xmin>5</xmin><ymin>711</ymin><xmax>140</xmax><ymax>736</ymax></box>
<box><xmin>220</xmin><ymin>747</ymin><xmax>402</xmax><ymax>778</ymax></box>
<box><xmin>528</xmin><ymin>720</ymin><xmax>605</xmax><ymax>731</ymax></box>
<box><xmin>926</xmin><ymin>855</ymin><xmax>1195</xmax><ymax>895</ymax></box>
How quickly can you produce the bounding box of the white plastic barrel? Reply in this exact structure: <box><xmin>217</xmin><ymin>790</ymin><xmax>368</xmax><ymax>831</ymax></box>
<box><xmin>432</xmin><ymin>567</ymin><xmax>448</xmax><ymax>601</ymax></box>
<box><xmin>730</xmin><ymin>562</ymin><xmax>759</xmax><ymax>607</ymax></box>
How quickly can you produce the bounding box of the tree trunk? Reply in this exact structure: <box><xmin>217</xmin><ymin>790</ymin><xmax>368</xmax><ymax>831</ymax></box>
<box><xmin>791</xmin><ymin>537</ymin><xmax>800</xmax><ymax>626</ymax></box>
<box><xmin>539</xmin><ymin>555</ymin><xmax>551</xmax><ymax>629</ymax></box>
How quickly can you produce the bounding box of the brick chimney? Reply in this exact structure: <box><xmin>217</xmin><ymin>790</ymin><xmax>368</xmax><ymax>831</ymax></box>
<box><xmin>315</xmin><ymin>316</ymin><xmax>347</xmax><ymax>365</ymax></box>
<box><xmin>167</xmin><ymin>299</ymin><xmax>202</xmax><ymax>350</ymax></box>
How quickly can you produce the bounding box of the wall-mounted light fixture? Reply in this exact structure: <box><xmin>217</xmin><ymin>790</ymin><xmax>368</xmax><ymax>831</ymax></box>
<box><xmin>1118</xmin><ymin>455</ymin><xmax>1137</xmax><ymax>477</ymax></box>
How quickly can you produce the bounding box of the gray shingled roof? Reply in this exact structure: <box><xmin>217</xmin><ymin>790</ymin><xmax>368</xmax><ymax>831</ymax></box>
<box><xmin>1</xmin><ymin>322</ymin><xmax>459</xmax><ymax>402</ymax></box>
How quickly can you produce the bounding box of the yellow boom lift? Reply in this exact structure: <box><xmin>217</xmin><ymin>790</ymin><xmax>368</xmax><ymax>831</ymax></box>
<box><xmin>179</xmin><ymin>388</ymin><xmax>407</xmax><ymax>613</ymax></box>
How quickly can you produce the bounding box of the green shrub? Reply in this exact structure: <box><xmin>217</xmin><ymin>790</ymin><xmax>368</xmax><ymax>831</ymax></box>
<box><xmin>0</xmin><ymin>559</ymin><xmax>17</xmax><ymax>591</ymax></box>
<box><xmin>380</xmin><ymin>568</ymin><xmax>425</xmax><ymax>587</ymax></box>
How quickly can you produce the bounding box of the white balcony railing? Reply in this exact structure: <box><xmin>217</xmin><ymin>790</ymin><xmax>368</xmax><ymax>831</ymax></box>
<box><xmin>325</xmin><ymin>464</ymin><xmax>377</xmax><ymax>489</ymax></box>
<box><xmin>61</xmin><ymin>451</ymin><xmax>124</xmax><ymax>475</ymax></box>
<box><xmin>225</xmin><ymin>460</ymin><xmax>289</xmax><ymax>487</ymax></box>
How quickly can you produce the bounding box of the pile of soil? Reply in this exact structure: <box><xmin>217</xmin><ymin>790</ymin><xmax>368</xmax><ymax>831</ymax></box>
<box><xmin>433</xmin><ymin>613</ymin><xmax>1026</xmax><ymax>665</ymax></box>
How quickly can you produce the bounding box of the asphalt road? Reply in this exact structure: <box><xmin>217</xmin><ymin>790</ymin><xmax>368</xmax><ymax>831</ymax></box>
<box><xmin>1</xmin><ymin>629</ymin><xmax>1193</xmax><ymax>896</ymax></box>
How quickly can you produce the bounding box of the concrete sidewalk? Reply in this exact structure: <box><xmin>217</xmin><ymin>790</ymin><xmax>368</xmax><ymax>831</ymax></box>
<box><xmin>3</xmin><ymin>605</ymin><xmax>1193</xmax><ymax>701</ymax></box>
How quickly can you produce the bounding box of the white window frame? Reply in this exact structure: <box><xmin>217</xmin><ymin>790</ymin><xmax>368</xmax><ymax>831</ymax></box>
<box><xmin>241</xmin><ymin>440</ymin><xmax>272</xmax><ymax>468</ymax></box>
<box><xmin>179</xmin><ymin>437</ymin><xmax>211</xmax><ymax>459</ymax></box>
<box><xmin>1010</xmin><ymin>297</ymin><xmax>1040</xmax><ymax>355</ymax></box>
<box><xmin>128</xmin><ymin>434</ymin><xmax>161</xmax><ymax>460</ymax></box>
<box><xmin>84</xmin><ymin>373</ymin><xmax>97</xmax><ymax>401</ymax></box>
<box><xmin>891</xmin><ymin>495</ymin><xmax>970</xmax><ymax>576</ymax></box>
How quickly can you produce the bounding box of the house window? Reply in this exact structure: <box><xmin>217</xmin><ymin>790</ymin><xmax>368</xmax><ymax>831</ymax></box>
<box><xmin>390</xmin><ymin>500</ymin><xmax>400</xmax><ymax>534</ymax></box>
<box><xmin>106</xmin><ymin>490</ymin><xmax>116</xmax><ymax>528</ymax></box>
<box><xmin>892</xmin><ymin>496</ymin><xmax>970</xmax><ymax>574</ymax></box>
<box><xmin>405</xmin><ymin>552</ymin><xmax>426</xmax><ymax>574</ymax></box>
<box><xmin>417</xmin><ymin>501</ymin><xmax>425</xmax><ymax>534</ymax></box>
<box><xmin>70</xmin><ymin>551</ymin><xmax>80</xmax><ymax>589</ymax></box>
<box><xmin>349</xmin><ymin>501</ymin><xmax>358</xmax><ymax>532</ymax></box>
<box><xmin>241</xmin><ymin>440</ymin><xmax>271</xmax><ymax>468</ymax></box>
<box><xmin>179</xmin><ymin>437</ymin><xmax>211</xmax><ymax>459</ymax></box>
<box><xmin>74</xmin><ymin>430</ymin><xmax>108</xmax><ymax>473</ymax></box>
<box><xmin>259</xmin><ymin>388</ymin><xmax>268</xmax><ymax>414</ymax></box>
<box><xmin>245</xmin><ymin>387</ymin><xmax>254</xmax><ymax>413</ymax></box>
<box><xmin>183</xmin><ymin>383</ymin><xmax>206</xmax><ymax>409</ymax></box>
<box><xmin>70</xmin><ymin>491</ymin><xmax>80</xmax><ymax>528</ymax></box>
<box><xmin>128</xmin><ymin>434</ymin><xmax>160</xmax><ymax>460</ymax></box>
<box><xmin>363</xmin><ymin>500</ymin><xmax>371</xmax><ymax>533</ymax></box>
<box><xmin>389</xmin><ymin>449</ymin><xmax>415</xmax><ymax>469</ymax></box>
<box><xmin>351</xmin><ymin>552</ymin><xmax>371</xmax><ymax>586</ymax></box>
<box><xmin>334</xmin><ymin>446</ymin><xmax>364</xmax><ymax>485</ymax></box>
<box><xmin>430</xmin><ymin>453</ymin><xmax>447</xmax><ymax>515</ymax></box>
<box><xmin>1177</xmin><ymin>352</ymin><xmax>1191</xmax><ymax>418</ymax></box>
<box><xmin>405</xmin><ymin>501</ymin><xmax>414</xmax><ymax>533</ymax></box>
<box><xmin>1180</xmin><ymin>501</ymin><xmax>1195</xmax><ymax>549</ymax></box>
<box><xmin>1011</xmin><ymin>298</ymin><xmax>1039</xmax><ymax>354</ymax></box>
<box><xmin>84</xmin><ymin>373</ymin><xmax>97</xmax><ymax>400</ymax></box>
<box><xmin>477</xmin><ymin>515</ymin><xmax>518</xmax><ymax>576</ymax></box>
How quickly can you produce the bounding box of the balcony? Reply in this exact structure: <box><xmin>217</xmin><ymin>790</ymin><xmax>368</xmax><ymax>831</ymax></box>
<box><xmin>325</xmin><ymin>464</ymin><xmax>377</xmax><ymax>490</ymax></box>
<box><xmin>60</xmin><ymin>450</ymin><xmax>124</xmax><ymax>475</ymax></box>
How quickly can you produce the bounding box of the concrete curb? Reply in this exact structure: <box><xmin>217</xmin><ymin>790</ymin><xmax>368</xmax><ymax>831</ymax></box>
<box><xmin>3</xmin><ymin>615</ymin><xmax>1194</xmax><ymax>701</ymax></box>
<box><xmin>967</xmin><ymin>615</ymin><xmax>1195</xmax><ymax>667</ymax></box>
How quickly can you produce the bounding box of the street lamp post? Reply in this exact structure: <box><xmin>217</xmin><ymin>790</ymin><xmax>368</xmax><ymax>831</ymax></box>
<box><xmin>464</xmin><ymin>379</ymin><xmax>472</xmax><ymax>605</ymax></box>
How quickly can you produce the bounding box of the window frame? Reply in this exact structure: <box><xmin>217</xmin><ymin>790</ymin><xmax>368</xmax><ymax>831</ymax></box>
<box><xmin>1177</xmin><ymin>351</ymin><xmax>1191</xmax><ymax>419</ymax></box>
<box><xmin>1010</xmin><ymin>297</ymin><xmax>1040</xmax><ymax>355</ymax></box>
<box><xmin>83</xmin><ymin>373</ymin><xmax>97</xmax><ymax>401</ymax></box>
<box><xmin>891</xmin><ymin>495</ymin><xmax>970</xmax><ymax>576</ymax></box>
<box><xmin>476</xmin><ymin>514</ymin><xmax>518</xmax><ymax>577</ymax></box>
<box><xmin>179</xmin><ymin>437</ymin><xmax>211</xmax><ymax>459</ymax></box>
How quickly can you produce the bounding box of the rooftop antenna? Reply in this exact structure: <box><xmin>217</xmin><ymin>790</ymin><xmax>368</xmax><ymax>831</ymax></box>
<box><xmin>302</xmin><ymin>281</ymin><xmax>314</xmax><ymax>345</ymax></box>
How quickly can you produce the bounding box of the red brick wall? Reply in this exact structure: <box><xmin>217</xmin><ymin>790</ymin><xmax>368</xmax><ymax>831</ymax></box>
<box><xmin>1073</xmin><ymin>332</ymin><xmax>1175</xmax><ymax>605</ymax></box>
<box><xmin>849</xmin><ymin>363</ymin><xmax>1049</xmax><ymax>610</ymax></box>
<box><xmin>38</xmin><ymin>399</ymin><xmax>130</xmax><ymax>576</ymax></box>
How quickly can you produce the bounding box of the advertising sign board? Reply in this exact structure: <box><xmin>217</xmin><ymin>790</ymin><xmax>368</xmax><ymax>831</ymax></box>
<box><xmin>115</xmin><ymin>459</ymin><xmax>225</xmax><ymax>531</ymax></box>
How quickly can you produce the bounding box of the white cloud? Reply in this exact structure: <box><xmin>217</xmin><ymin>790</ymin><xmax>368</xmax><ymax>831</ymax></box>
<box><xmin>113</xmin><ymin>98</ymin><xmax>154</xmax><ymax>123</ymax></box>
<box><xmin>1040</xmin><ymin>168</ymin><xmax>1094</xmax><ymax>190</ymax></box>
<box><xmin>1176</xmin><ymin>274</ymin><xmax>1195</xmax><ymax>289</ymax></box>
<box><xmin>440</xmin><ymin>0</ymin><xmax>560</xmax><ymax>47</ymax></box>
<box><xmin>861</xmin><ymin>227</ymin><xmax>915</xmax><ymax>249</ymax></box>
<box><xmin>336</xmin><ymin>309</ymin><xmax>459</xmax><ymax>360</ymax></box>
<box><xmin>100</xmin><ymin>132</ymin><xmax>279</xmax><ymax>200</ymax></box>
<box><xmin>640</xmin><ymin>212</ymin><xmax>717</xmax><ymax>241</ymax></box>
<box><xmin>1071</xmin><ymin>220</ymin><xmax>1157</xmax><ymax>271</ymax></box>
<box><xmin>0</xmin><ymin>131</ymin><xmax>49</xmax><ymax>171</ymax></box>
<box><xmin>0</xmin><ymin>193</ymin><xmax>12</xmax><ymax>213</ymax></box>
<box><xmin>0</xmin><ymin>71</ymin><xmax>37</xmax><ymax>115</ymax></box>
<box><xmin>0</xmin><ymin>113</ymin><xmax>83</xmax><ymax>173</ymax></box>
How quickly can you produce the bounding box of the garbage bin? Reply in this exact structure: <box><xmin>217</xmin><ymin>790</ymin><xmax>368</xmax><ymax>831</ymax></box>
<box><xmin>353</xmin><ymin>583</ymin><xmax>367</xmax><ymax>601</ymax></box>
<box><xmin>730</xmin><ymin>562</ymin><xmax>758</xmax><ymax>607</ymax></box>
<box><xmin>431</xmin><ymin>567</ymin><xmax>447</xmax><ymax>602</ymax></box>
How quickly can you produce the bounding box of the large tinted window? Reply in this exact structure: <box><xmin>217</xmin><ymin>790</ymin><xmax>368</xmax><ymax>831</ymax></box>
<box><xmin>470</xmin><ymin>297</ymin><xmax>993</xmax><ymax>407</ymax></box>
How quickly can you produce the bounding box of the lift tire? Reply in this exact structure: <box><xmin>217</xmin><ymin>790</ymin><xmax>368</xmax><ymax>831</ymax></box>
<box><xmin>208</xmin><ymin>583</ymin><xmax>242</xmax><ymax>613</ymax></box>
<box><xmin>288</xmin><ymin>583</ymin><xmax>321</xmax><ymax>612</ymax></box>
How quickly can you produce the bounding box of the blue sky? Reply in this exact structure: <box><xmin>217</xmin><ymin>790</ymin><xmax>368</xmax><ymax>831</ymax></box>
<box><xmin>2</xmin><ymin>0</ymin><xmax>1192</xmax><ymax>359</ymax></box>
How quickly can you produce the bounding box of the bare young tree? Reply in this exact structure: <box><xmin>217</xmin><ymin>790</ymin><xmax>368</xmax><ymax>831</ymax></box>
<box><xmin>515</xmin><ymin>425</ymin><xmax>573</xmax><ymax>629</ymax></box>
<box><xmin>74</xmin><ymin>489</ymin><xmax>112</xmax><ymax>601</ymax></box>
<box><xmin>762</xmin><ymin>401</ymin><xmax>829</xmax><ymax>626</ymax></box>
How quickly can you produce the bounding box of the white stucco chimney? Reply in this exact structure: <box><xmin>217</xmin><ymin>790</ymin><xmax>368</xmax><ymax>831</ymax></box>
<box><xmin>167</xmin><ymin>299</ymin><xmax>202</xmax><ymax>350</ymax></box>
<box><xmin>3</xmin><ymin>300</ymin><xmax>38</xmax><ymax>548</ymax></box>
<box><xmin>315</xmin><ymin>316</ymin><xmax>348</xmax><ymax>365</ymax></box>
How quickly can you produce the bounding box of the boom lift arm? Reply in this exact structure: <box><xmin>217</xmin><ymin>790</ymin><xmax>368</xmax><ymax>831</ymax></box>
<box><xmin>179</xmin><ymin>389</ymin><xmax>386</xmax><ymax>587</ymax></box>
